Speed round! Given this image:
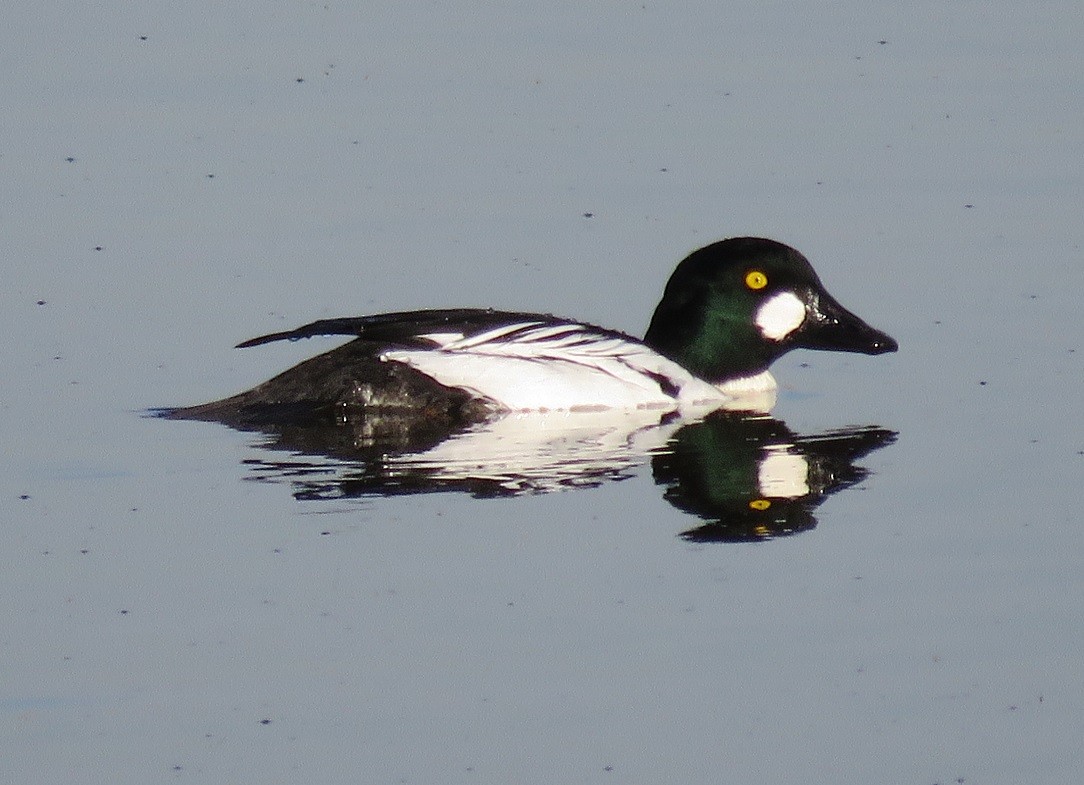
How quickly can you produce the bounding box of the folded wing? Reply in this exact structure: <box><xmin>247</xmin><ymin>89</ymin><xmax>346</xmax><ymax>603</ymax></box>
<box><xmin>383</xmin><ymin>321</ymin><xmax>728</xmax><ymax>411</ymax></box>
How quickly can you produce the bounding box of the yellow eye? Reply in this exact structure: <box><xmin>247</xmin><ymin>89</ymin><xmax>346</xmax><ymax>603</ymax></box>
<box><xmin>749</xmin><ymin>498</ymin><xmax>771</xmax><ymax>511</ymax></box>
<box><xmin>745</xmin><ymin>270</ymin><xmax>768</xmax><ymax>290</ymax></box>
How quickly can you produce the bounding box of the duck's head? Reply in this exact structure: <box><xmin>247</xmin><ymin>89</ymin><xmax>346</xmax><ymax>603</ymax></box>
<box><xmin>644</xmin><ymin>237</ymin><xmax>898</xmax><ymax>385</ymax></box>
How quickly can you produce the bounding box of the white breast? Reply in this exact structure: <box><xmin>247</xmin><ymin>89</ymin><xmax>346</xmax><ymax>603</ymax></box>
<box><xmin>381</xmin><ymin>322</ymin><xmax>730</xmax><ymax>412</ymax></box>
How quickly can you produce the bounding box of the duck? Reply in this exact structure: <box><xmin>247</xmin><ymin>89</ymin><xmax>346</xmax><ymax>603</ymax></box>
<box><xmin>164</xmin><ymin>237</ymin><xmax>897</xmax><ymax>425</ymax></box>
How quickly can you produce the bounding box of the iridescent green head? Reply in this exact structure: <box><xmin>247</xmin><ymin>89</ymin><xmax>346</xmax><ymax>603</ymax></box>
<box><xmin>644</xmin><ymin>237</ymin><xmax>897</xmax><ymax>384</ymax></box>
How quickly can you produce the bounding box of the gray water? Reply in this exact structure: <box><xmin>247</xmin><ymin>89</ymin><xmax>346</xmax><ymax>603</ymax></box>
<box><xmin>3</xmin><ymin>3</ymin><xmax>1082</xmax><ymax>783</ymax></box>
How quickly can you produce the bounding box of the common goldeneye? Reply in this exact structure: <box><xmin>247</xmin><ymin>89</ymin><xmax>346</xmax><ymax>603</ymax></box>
<box><xmin>165</xmin><ymin>237</ymin><xmax>896</xmax><ymax>424</ymax></box>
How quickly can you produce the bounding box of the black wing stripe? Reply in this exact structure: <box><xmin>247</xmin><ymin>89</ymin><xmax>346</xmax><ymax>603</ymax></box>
<box><xmin>235</xmin><ymin>318</ymin><xmax>374</xmax><ymax>348</ymax></box>
<box><xmin>235</xmin><ymin>310</ymin><xmax>576</xmax><ymax>349</ymax></box>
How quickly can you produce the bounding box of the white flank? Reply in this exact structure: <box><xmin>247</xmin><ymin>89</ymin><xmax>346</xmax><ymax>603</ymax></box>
<box><xmin>755</xmin><ymin>291</ymin><xmax>806</xmax><ymax>340</ymax></box>
<box><xmin>381</xmin><ymin>323</ymin><xmax>729</xmax><ymax>412</ymax></box>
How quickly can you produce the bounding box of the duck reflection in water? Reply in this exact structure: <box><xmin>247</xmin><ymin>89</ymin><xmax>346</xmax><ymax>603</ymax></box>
<box><xmin>652</xmin><ymin>413</ymin><xmax>894</xmax><ymax>541</ymax></box>
<box><xmin>165</xmin><ymin>404</ymin><xmax>895</xmax><ymax>543</ymax></box>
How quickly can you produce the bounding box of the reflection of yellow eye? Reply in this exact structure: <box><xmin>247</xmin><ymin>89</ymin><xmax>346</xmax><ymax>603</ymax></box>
<box><xmin>745</xmin><ymin>270</ymin><xmax>768</xmax><ymax>290</ymax></box>
<box><xmin>749</xmin><ymin>499</ymin><xmax>771</xmax><ymax>510</ymax></box>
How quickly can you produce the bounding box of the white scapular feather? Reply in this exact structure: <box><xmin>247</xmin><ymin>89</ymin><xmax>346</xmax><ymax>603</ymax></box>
<box><xmin>416</xmin><ymin>331</ymin><xmax>466</xmax><ymax>346</ymax></box>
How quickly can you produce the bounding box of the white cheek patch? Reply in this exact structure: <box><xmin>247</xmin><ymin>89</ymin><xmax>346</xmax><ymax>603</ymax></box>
<box><xmin>755</xmin><ymin>292</ymin><xmax>806</xmax><ymax>341</ymax></box>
